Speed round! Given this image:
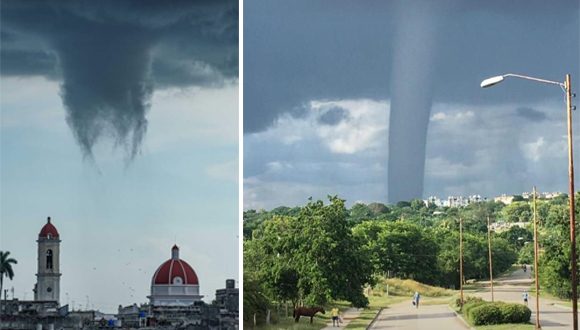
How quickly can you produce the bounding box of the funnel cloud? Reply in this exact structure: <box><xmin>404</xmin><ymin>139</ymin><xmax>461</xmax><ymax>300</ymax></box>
<box><xmin>1</xmin><ymin>0</ymin><xmax>238</xmax><ymax>160</ymax></box>
<box><xmin>387</xmin><ymin>0</ymin><xmax>446</xmax><ymax>203</ymax></box>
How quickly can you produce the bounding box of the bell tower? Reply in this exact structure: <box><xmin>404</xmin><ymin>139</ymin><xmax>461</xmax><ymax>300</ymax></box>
<box><xmin>34</xmin><ymin>217</ymin><xmax>61</xmax><ymax>303</ymax></box>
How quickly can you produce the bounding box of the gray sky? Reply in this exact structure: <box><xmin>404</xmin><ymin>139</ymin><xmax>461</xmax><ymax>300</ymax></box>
<box><xmin>244</xmin><ymin>0</ymin><xmax>580</xmax><ymax>209</ymax></box>
<box><xmin>1</xmin><ymin>0</ymin><xmax>238</xmax><ymax>312</ymax></box>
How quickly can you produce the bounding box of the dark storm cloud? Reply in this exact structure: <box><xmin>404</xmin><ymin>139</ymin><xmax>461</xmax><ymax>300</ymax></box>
<box><xmin>317</xmin><ymin>106</ymin><xmax>349</xmax><ymax>126</ymax></box>
<box><xmin>0</xmin><ymin>49</ymin><xmax>59</xmax><ymax>78</ymax></box>
<box><xmin>515</xmin><ymin>107</ymin><xmax>548</xmax><ymax>122</ymax></box>
<box><xmin>244</xmin><ymin>0</ymin><xmax>578</xmax><ymax>133</ymax></box>
<box><xmin>244</xmin><ymin>0</ymin><xmax>578</xmax><ymax>203</ymax></box>
<box><xmin>1</xmin><ymin>0</ymin><xmax>238</xmax><ymax>159</ymax></box>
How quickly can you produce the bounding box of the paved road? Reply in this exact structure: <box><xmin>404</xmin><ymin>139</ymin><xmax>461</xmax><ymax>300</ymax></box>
<box><xmin>368</xmin><ymin>302</ymin><xmax>469</xmax><ymax>329</ymax></box>
<box><xmin>475</xmin><ymin>266</ymin><xmax>576</xmax><ymax>329</ymax></box>
<box><xmin>368</xmin><ymin>265</ymin><xmax>580</xmax><ymax>329</ymax></box>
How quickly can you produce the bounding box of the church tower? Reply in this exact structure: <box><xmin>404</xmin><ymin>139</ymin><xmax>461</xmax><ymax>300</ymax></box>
<box><xmin>34</xmin><ymin>217</ymin><xmax>61</xmax><ymax>303</ymax></box>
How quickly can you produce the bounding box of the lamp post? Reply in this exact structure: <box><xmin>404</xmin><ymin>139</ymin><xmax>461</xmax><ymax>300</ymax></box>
<box><xmin>533</xmin><ymin>186</ymin><xmax>541</xmax><ymax>329</ymax></box>
<box><xmin>487</xmin><ymin>216</ymin><xmax>494</xmax><ymax>302</ymax></box>
<box><xmin>459</xmin><ymin>217</ymin><xmax>464</xmax><ymax>310</ymax></box>
<box><xmin>481</xmin><ymin>73</ymin><xmax>576</xmax><ymax>329</ymax></box>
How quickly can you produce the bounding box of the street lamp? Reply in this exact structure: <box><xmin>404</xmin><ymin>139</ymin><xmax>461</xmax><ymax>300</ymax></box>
<box><xmin>481</xmin><ymin>73</ymin><xmax>576</xmax><ymax>329</ymax></box>
<box><xmin>532</xmin><ymin>186</ymin><xmax>541</xmax><ymax>329</ymax></box>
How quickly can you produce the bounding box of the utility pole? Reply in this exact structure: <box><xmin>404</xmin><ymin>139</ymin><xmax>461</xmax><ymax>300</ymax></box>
<box><xmin>487</xmin><ymin>216</ymin><xmax>494</xmax><ymax>302</ymax></box>
<box><xmin>460</xmin><ymin>217</ymin><xmax>464</xmax><ymax>310</ymax></box>
<box><xmin>533</xmin><ymin>186</ymin><xmax>541</xmax><ymax>329</ymax></box>
<box><xmin>565</xmin><ymin>74</ymin><xmax>577</xmax><ymax>330</ymax></box>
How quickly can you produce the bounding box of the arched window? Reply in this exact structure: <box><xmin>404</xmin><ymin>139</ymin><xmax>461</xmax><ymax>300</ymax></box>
<box><xmin>46</xmin><ymin>249</ymin><xmax>53</xmax><ymax>269</ymax></box>
<box><xmin>173</xmin><ymin>276</ymin><xmax>183</xmax><ymax>285</ymax></box>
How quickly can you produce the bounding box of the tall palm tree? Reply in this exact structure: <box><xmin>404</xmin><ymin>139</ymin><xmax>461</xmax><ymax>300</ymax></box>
<box><xmin>0</xmin><ymin>251</ymin><xmax>17</xmax><ymax>305</ymax></box>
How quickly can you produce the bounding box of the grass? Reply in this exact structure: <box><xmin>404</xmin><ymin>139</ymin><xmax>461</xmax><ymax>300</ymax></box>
<box><xmin>377</xmin><ymin>278</ymin><xmax>455</xmax><ymax>297</ymax></box>
<box><xmin>475</xmin><ymin>324</ymin><xmax>535</xmax><ymax>330</ymax></box>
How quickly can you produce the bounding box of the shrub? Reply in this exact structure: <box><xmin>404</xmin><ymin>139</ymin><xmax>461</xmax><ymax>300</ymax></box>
<box><xmin>469</xmin><ymin>304</ymin><xmax>502</xmax><ymax>325</ymax></box>
<box><xmin>467</xmin><ymin>302</ymin><xmax>531</xmax><ymax>325</ymax></box>
<box><xmin>498</xmin><ymin>303</ymin><xmax>531</xmax><ymax>323</ymax></box>
<box><xmin>463</xmin><ymin>300</ymin><xmax>487</xmax><ymax>316</ymax></box>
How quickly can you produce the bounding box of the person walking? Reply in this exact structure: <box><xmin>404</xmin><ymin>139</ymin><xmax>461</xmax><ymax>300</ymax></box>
<box><xmin>331</xmin><ymin>307</ymin><xmax>340</xmax><ymax>327</ymax></box>
<box><xmin>413</xmin><ymin>291</ymin><xmax>421</xmax><ymax>309</ymax></box>
<box><xmin>523</xmin><ymin>291</ymin><xmax>529</xmax><ymax>306</ymax></box>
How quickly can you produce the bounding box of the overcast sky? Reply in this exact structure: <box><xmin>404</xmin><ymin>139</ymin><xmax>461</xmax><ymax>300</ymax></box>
<box><xmin>1</xmin><ymin>0</ymin><xmax>238</xmax><ymax>312</ymax></box>
<box><xmin>244</xmin><ymin>0</ymin><xmax>580</xmax><ymax>209</ymax></box>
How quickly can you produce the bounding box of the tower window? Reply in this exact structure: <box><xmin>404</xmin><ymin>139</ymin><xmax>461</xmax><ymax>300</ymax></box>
<box><xmin>46</xmin><ymin>249</ymin><xmax>53</xmax><ymax>269</ymax></box>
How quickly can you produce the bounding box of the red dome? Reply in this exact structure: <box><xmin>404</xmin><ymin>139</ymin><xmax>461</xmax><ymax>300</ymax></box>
<box><xmin>39</xmin><ymin>217</ymin><xmax>59</xmax><ymax>238</ymax></box>
<box><xmin>152</xmin><ymin>246</ymin><xmax>199</xmax><ymax>285</ymax></box>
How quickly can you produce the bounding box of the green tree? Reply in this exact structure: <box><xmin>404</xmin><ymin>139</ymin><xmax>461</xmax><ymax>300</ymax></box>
<box><xmin>537</xmin><ymin>199</ymin><xmax>580</xmax><ymax>299</ymax></box>
<box><xmin>352</xmin><ymin>221</ymin><xmax>387</xmax><ymax>275</ymax></box>
<box><xmin>540</xmin><ymin>225</ymin><xmax>573</xmax><ymax>299</ymax></box>
<box><xmin>293</xmin><ymin>196</ymin><xmax>374</xmax><ymax>307</ymax></box>
<box><xmin>368</xmin><ymin>202</ymin><xmax>390</xmax><ymax>216</ymax></box>
<box><xmin>0</xmin><ymin>251</ymin><xmax>17</xmax><ymax>306</ymax></box>
<box><xmin>432</xmin><ymin>227</ymin><xmax>516</xmax><ymax>287</ymax></box>
<box><xmin>518</xmin><ymin>242</ymin><xmax>534</xmax><ymax>265</ymax></box>
<box><xmin>502</xmin><ymin>202</ymin><xmax>532</xmax><ymax>223</ymax></box>
<box><xmin>243</xmin><ymin>271</ymin><xmax>272</xmax><ymax>327</ymax></box>
<box><xmin>245</xmin><ymin>197</ymin><xmax>374</xmax><ymax>308</ymax></box>
<box><xmin>353</xmin><ymin>221</ymin><xmax>439</xmax><ymax>283</ymax></box>
<box><xmin>497</xmin><ymin>226</ymin><xmax>533</xmax><ymax>250</ymax></box>
<box><xmin>490</xmin><ymin>237</ymin><xmax>518</xmax><ymax>276</ymax></box>
<box><xmin>244</xmin><ymin>216</ymin><xmax>301</xmax><ymax>304</ymax></box>
<box><xmin>349</xmin><ymin>203</ymin><xmax>374</xmax><ymax>224</ymax></box>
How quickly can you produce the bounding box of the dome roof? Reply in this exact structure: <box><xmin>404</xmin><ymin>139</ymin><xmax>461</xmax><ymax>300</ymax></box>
<box><xmin>152</xmin><ymin>245</ymin><xmax>199</xmax><ymax>285</ymax></box>
<box><xmin>39</xmin><ymin>217</ymin><xmax>59</xmax><ymax>238</ymax></box>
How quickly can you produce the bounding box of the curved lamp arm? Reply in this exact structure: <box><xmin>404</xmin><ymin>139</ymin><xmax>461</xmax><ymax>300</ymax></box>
<box><xmin>481</xmin><ymin>73</ymin><xmax>565</xmax><ymax>89</ymax></box>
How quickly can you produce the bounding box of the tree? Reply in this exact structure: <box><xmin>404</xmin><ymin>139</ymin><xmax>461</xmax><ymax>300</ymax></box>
<box><xmin>518</xmin><ymin>242</ymin><xmax>534</xmax><ymax>265</ymax></box>
<box><xmin>540</xmin><ymin>225</ymin><xmax>573</xmax><ymax>299</ymax></box>
<box><xmin>497</xmin><ymin>226</ymin><xmax>533</xmax><ymax>250</ymax></box>
<box><xmin>432</xmin><ymin>227</ymin><xmax>516</xmax><ymax>287</ymax></box>
<box><xmin>0</xmin><ymin>251</ymin><xmax>17</xmax><ymax>305</ymax></box>
<box><xmin>243</xmin><ymin>271</ymin><xmax>272</xmax><ymax>327</ymax></box>
<box><xmin>379</xmin><ymin>222</ymin><xmax>438</xmax><ymax>282</ymax></box>
<box><xmin>502</xmin><ymin>202</ymin><xmax>532</xmax><ymax>223</ymax></box>
<box><xmin>292</xmin><ymin>196</ymin><xmax>374</xmax><ymax>307</ymax></box>
<box><xmin>368</xmin><ymin>202</ymin><xmax>390</xmax><ymax>216</ymax></box>
<box><xmin>244</xmin><ymin>216</ymin><xmax>301</xmax><ymax>304</ymax></box>
<box><xmin>349</xmin><ymin>203</ymin><xmax>374</xmax><ymax>224</ymax></box>
<box><xmin>537</xmin><ymin>200</ymin><xmax>580</xmax><ymax>299</ymax></box>
<box><xmin>245</xmin><ymin>197</ymin><xmax>374</xmax><ymax>308</ymax></box>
